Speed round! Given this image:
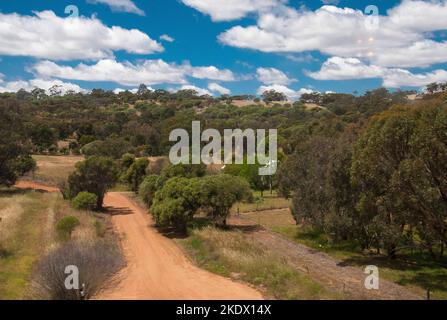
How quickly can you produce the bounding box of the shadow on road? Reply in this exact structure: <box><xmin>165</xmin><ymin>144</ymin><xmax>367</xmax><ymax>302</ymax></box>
<box><xmin>105</xmin><ymin>206</ymin><xmax>134</xmax><ymax>216</ymax></box>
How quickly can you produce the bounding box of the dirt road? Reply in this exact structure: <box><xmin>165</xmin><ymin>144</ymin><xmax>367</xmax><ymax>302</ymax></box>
<box><xmin>98</xmin><ymin>192</ymin><xmax>262</xmax><ymax>300</ymax></box>
<box><xmin>16</xmin><ymin>180</ymin><xmax>420</xmax><ymax>299</ymax></box>
<box><xmin>15</xmin><ymin>180</ymin><xmax>60</xmax><ymax>193</ymax></box>
<box><xmin>14</xmin><ymin>181</ymin><xmax>262</xmax><ymax>300</ymax></box>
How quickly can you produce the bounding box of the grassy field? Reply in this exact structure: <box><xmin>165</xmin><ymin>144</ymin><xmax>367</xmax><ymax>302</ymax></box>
<box><xmin>179</xmin><ymin>226</ymin><xmax>341</xmax><ymax>300</ymax></box>
<box><xmin>0</xmin><ymin>190</ymin><xmax>57</xmax><ymax>299</ymax></box>
<box><xmin>28</xmin><ymin>155</ymin><xmax>84</xmax><ymax>185</ymax></box>
<box><xmin>240</xmin><ymin>209</ymin><xmax>447</xmax><ymax>300</ymax></box>
<box><xmin>231</xmin><ymin>191</ymin><xmax>291</xmax><ymax>214</ymax></box>
<box><xmin>0</xmin><ymin>188</ymin><xmax>109</xmax><ymax>299</ymax></box>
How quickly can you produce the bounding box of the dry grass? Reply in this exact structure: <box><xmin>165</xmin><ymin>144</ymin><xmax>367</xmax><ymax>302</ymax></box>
<box><xmin>53</xmin><ymin>196</ymin><xmax>111</xmax><ymax>242</ymax></box>
<box><xmin>231</xmin><ymin>191</ymin><xmax>291</xmax><ymax>214</ymax></box>
<box><xmin>28</xmin><ymin>155</ymin><xmax>84</xmax><ymax>185</ymax></box>
<box><xmin>180</xmin><ymin>227</ymin><xmax>340</xmax><ymax>300</ymax></box>
<box><xmin>236</xmin><ymin>208</ymin><xmax>295</xmax><ymax>228</ymax></box>
<box><xmin>0</xmin><ymin>191</ymin><xmax>56</xmax><ymax>299</ymax></box>
<box><xmin>236</xmin><ymin>207</ymin><xmax>447</xmax><ymax>300</ymax></box>
<box><xmin>0</xmin><ymin>188</ymin><xmax>112</xmax><ymax>299</ymax></box>
<box><xmin>0</xmin><ymin>202</ymin><xmax>25</xmax><ymax>243</ymax></box>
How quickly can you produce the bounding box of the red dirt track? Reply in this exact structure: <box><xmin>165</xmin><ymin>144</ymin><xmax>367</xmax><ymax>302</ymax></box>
<box><xmin>14</xmin><ymin>181</ymin><xmax>263</xmax><ymax>300</ymax></box>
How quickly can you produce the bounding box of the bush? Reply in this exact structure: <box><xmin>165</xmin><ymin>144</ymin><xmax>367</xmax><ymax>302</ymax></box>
<box><xmin>150</xmin><ymin>177</ymin><xmax>202</xmax><ymax>233</ymax></box>
<box><xmin>122</xmin><ymin>158</ymin><xmax>149</xmax><ymax>192</ymax></box>
<box><xmin>139</xmin><ymin>175</ymin><xmax>161</xmax><ymax>207</ymax></box>
<box><xmin>81</xmin><ymin>138</ymin><xmax>133</xmax><ymax>159</ymax></box>
<box><xmin>94</xmin><ymin>220</ymin><xmax>106</xmax><ymax>238</ymax></box>
<box><xmin>198</xmin><ymin>174</ymin><xmax>253</xmax><ymax>226</ymax></box>
<box><xmin>72</xmin><ymin>192</ymin><xmax>97</xmax><ymax>211</ymax></box>
<box><xmin>29</xmin><ymin>240</ymin><xmax>125</xmax><ymax>300</ymax></box>
<box><xmin>56</xmin><ymin>216</ymin><xmax>80</xmax><ymax>241</ymax></box>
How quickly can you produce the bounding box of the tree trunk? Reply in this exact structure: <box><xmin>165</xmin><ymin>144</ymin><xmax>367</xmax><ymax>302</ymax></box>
<box><xmin>387</xmin><ymin>244</ymin><xmax>397</xmax><ymax>260</ymax></box>
<box><xmin>96</xmin><ymin>193</ymin><xmax>104</xmax><ymax>211</ymax></box>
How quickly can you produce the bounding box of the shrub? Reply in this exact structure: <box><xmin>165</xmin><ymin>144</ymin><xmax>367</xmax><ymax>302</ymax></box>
<box><xmin>122</xmin><ymin>158</ymin><xmax>149</xmax><ymax>192</ymax></box>
<box><xmin>139</xmin><ymin>175</ymin><xmax>161</xmax><ymax>207</ymax></box>
<box><xmin>56</xmin><ymin>216</ymin><xmax>80</xmax><ymax>241</ymax></box>
<box><xmin>29</xmin><ymin>240</ymin><xmax>125</xmax><ymax>300</ymax></box>
<box><xmin>94</xmin><ymin>220</ymin><xmax>106</xmax><ymax>238</ymax></box>
<box><xmin>81</xmin><ymin>138</ymin><xmax>133</xmax><ymax>159</ymax></box>
<box><xmin>150</xmin><ymin>177</ymin><xmax>202</xmax><ymax>233</ymax></box>
<box><xmin>120</xmin><ymin>153</ymin><xmax>135</xmax><ymax>170</ymax></box>
<box><xmin>72</xmin><ymin>192</ymin><xmax>97</xmax><ymax>211</ymax></box>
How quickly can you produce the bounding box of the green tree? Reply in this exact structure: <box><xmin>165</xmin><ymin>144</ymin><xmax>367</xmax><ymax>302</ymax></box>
<box><xmin>68</xmin><ymin>156</ymin><xmax>118</xmax><ymax>210</ymax></box>
<box><xmin>139</xmin><ymin>175</ymin><xmax>162</xmax><ymax>207</ymax></box>
<box><xmin>81</xmin><ymin>138</ymin><xmax>133</xmax><ymax>159</ymax></box>
<box><xmin>261</xmin><ymin>90</ymin><xmax>287</xmax><ymax>103</ymax></box>
<box><xmin>14</xmin><ymin>155</ymin><xmax>36</xmax><ymax>177</ymax></box>
<box><xmin>426</xmin><ymin>82</ymin><xmax>440</xmax><ymax>94</ymax></box>
<box><xmin>352</xmin><ymin>103</ymin><xmax>447</xmax><ymax>259</ymax></box>
<box><xmin>123</xmin><ymin>158</ymin><xmax>149</xmax><ymax>192</ymax></box>
<box><xmin>78</xmin><ymin>135</ymin><xmax>96</xmax><ymax>147</ymax></box>
<box><xmin>351</xmin><ymin>107</ymin><xmax>415</xmax><ymax>258</ymax></box>
<box><xmin>120</xmin><ymin>153</ymin><xmax>135</xmax><ymax>170</ymax></box>
<box><xmin>278</xmin><ymin>136</ymin><xmax>336</xmax><ymax>230</ymax></box>
<box><xmin>161</xmin><ymin>163</ymin><xmax>206</xmax><ymax>179</ymax></box>
<box><xmin>0</xmin><ymin>100</ymin><xmax>35</xmax><ymax>186</ymax></box>
<box><xmin>150</xmin><ymin>177</ymin><xmax>202</xmax><ymax>233</ymax></box>
<box><xmin>31</xmin><ymin>124</ymin><xmax>57</xmax><ymax>152</ymax></box>
<box><xmin>199</xmin><ymin>174</ymin><xmax>252</xmax><ymax>227</ymax></box>
<box><xmin>224</xmin><ymin>162</ymin><xmax>269</xmax><ymax>196</ymax></box>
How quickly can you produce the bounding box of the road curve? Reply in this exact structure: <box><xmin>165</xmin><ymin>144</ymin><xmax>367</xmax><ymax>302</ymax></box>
<box><xmin>98</xmin><ymin>192</ymin><xmax>263</xmax><ymax>300</ymax></box>
<box><xmin>14</xmin><ymin>181</ymin><xmax>262</xmax><ymax>300</ymax></box>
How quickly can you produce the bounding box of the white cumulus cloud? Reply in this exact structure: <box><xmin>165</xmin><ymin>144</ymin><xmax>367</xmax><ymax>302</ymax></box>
<box><xmin>256</xmin><ymin>67</ymin><xmax>296</xmax><ymax>85</ymax></box>
<box><xmin>160</xmin><ymin>34</ymin><xmax>175</xmax><ymax>42</ymax></box>
<box><xmin>0</xmin><ymin>11</ymin><xmax>163</xmax><ymax>60</ymax></box>
<box><xmin>257</xmin><ymin>84</ymin><xmax>314</xmax><ymax>100</ymax></box>
<box><xmin>208</xmin><ymin>83</ymin><xmax>231</xmax><ymax>95</ymax></box>
<box><xmin>178</xmin><ymin>85</ymin><xmax>213</xmax><ymax>96</ymax></box>
<box><xmin>181</xmin><ymin>0</ymin><xmax>285</xmax><ymax>21</ymax></box>
<box><xmin>0</xmin><ymin>78</ymin><xmax>87</xmax><ymax>95</ymax></box>
<box><xmin>219</xmin><ymin>1</ymin><xmax>447</xmax><ymax>68</ymax></box>
<box><xmin>32</xmin><ymin>59</ymin><xmax>236</xmax><ymax>86</ymax></box>
<box><xmin>88</xmin><ymin>0</ymin><xmax>145</xmax><ymax>15</ymax></box>
<box><xmin>308</xmin><ymin>57</ymin><xmax>447</xmax><ymax>88</ymax></box>
<box><xmin>307</xmin><ymin>57</ymin><xmax>384</xmax><ymax>80</ymax></box>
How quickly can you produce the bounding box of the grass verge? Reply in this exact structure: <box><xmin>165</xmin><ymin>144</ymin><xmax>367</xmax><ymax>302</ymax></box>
<box><xmin>0</xmin><ymin>191</ymin><xmax>55</xmax><ymax>299</ymax></box>
<box><xmin>231</xmin><ymin>191</ymin><xmax>291</xmax><ymax>214</ymax></box>
<box><xmin>0</xmin><ymin>188</ymin><xmax>114</xmax><ymax>299</ymax></box>
<box><xmin>272</xmin><ymin>225</ymin><xmax>447</xmax><ymax>300</ymax></box>
<box><xmin>179</xmin><ymin>226</ymin><xmax>341</xmax><ymax>300</ymax></box>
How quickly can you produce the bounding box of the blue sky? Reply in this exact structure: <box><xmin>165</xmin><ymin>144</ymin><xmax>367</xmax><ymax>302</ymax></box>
<box><xmin>0</xmin><ymin>0</ymin><xmax>446</xmax><ymax>98</ymax></box>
